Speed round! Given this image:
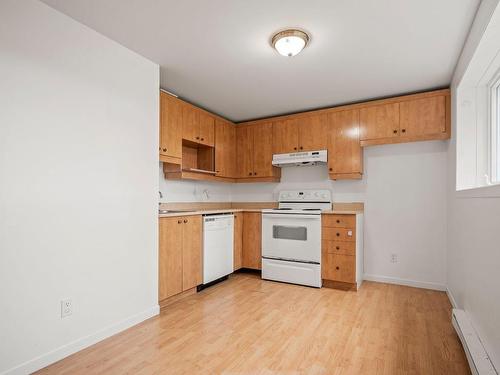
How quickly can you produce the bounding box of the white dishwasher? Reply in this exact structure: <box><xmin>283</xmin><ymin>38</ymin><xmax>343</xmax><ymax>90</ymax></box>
<box><xmin>203</xmin><ymin>214</ymin><xmax>234</xmax><ymax>284</ymax></box>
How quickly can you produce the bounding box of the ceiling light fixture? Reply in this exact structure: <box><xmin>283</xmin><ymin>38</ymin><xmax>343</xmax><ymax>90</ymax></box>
<box><xmin>271</xmin><ymin>29</ymin><xmax>310</xmax><ymax>57</ymax></box>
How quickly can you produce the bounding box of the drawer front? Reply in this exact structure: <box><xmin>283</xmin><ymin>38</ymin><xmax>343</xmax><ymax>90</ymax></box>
<box><xmin>322</xmin><ymin>254</ymin><xmax>355</xmax><ymax>283</ymax></box>
<box><xmin>322</xmin><ymin>240</ymin><xmax>355</xmax><ymax>256</ymax></box>
<box><xmin>322</xmin><ymin>227</ymin><xmax>356</xmax><ymax>242</ymax></box>
<box><xmin>322</xmin><ymin>214</ymin><xmax>355</xmax><ymax>228</ymax></box>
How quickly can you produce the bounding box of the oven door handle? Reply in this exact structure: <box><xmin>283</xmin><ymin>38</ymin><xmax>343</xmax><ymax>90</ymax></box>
<box><xmin>262</xmin><ymin>214</ymin><xmax>321</xmax><ymax>220</ymax></box>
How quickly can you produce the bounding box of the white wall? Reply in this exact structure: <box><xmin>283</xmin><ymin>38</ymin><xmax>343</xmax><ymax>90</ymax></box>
<box><xmin>0</xmin><ymin>1</ymin><xmax>159</xmax><ymax>374</ymax></box>
<box><xmin>447</xmin><ymin>0</ymin><xmax>500</xmax><ymax>369</ymax></box>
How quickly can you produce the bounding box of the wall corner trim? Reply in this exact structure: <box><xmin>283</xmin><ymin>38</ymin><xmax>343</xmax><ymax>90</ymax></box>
<box><xmin>2</xmin><ymin>305</ymin><xmax>160</xmax><ymax>375</ymax></box>
<box><xmin>363</xmin><ymin>274</ymin><xmax>447</xmax><ymax>291</ymax></box>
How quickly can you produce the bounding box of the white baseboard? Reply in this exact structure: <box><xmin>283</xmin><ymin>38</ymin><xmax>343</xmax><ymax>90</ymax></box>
<box><xmin>2</xmin><ymin>305</ymin><xmax>160</xmax><ymax>375</ymax></box>
<box><xmin>447</xmin><ymin>288</ymin><xmax>459</xmax><ymax>308</ymax></box>
<box><xmin>363</xmin><ymin>274</ymin><xmax>447</xmax><ymax>291</ymax></box>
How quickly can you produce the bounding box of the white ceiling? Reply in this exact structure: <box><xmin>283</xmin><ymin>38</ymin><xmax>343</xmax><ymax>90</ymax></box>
<box><xmin>41</xmin><ymin>0</ymin><xmax>479</xmax><ymax>122</ymax></box>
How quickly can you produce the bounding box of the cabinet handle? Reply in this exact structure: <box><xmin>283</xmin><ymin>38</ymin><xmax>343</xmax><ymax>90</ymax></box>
<box><xmin>162</xmin><ymin>148</ymin><xmax>167</xmax><ymax>152</ymax></box>
<box><xmin>299</xmin><ymin>146</ymin><xmax>303</xmax><ymax>150</ymax></box>
<box><xmin>294</xmin><ymin>147</ymin><xmax>297</xmax><ymax>150</ymax></box>
<box><xmin>254</xmin><ymin>172</ymin><xmax>257</xmax><ymax>176</ymax></box>
<box><xmin>336</xmin><ymin>219</ymin><xmax>340</xmax><ymax>223</ymax></box>
<box><xmin>336</xmin><ymin>266</ymin><xmax>340</xmax><ymax>270</ymax></box>
<box><xmin>401</xmin><ymin>129</ymin><xmax>406</xmax><ymax>133</ymax></box>
<box><xmin>177</xmin><ymin>220</ymin><xmax>182</xmax><ymax>224</ymax></box>
<box><xmin>248</xmin><ymin>172</ymin><xmax>252</xmax><ymax>176</ymax></box>
<box><xmin>336</xmin><ymin>246</ymin><xmax>340</xmax><ymax>250</ymax></box>
<box><xmin>183</xmin><ymin>219</ymin><xmax>188</xmax><ymax>223</ymax></box>
<box><xmin>329</xmin><ymin>168</ymin><xmax>333</xmax><ymax>172</ymax></box>
<box><xmin>201</xmin><ymin>137</ymin><xmax>204</xmax><ymax>141</ymax></box>
<box><xmin>393</xmin><ymin>130</ymin><xmax>398</xmax><ymax>134</ymax></box>
<box><xmin>196</xmin><ymin>136</ymin><xmax>200</xmax><ymax>140</ymax></box>
<box><xmin>336</xmin><ymin>233</ymin><xmax>340</xmax><ymax>237</ymax></box>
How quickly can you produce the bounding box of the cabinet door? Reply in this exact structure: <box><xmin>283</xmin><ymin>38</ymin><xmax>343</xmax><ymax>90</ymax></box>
<box><xmin>299</xmin><ymin>114</ymin><xmax>327</xmax><ymax>151</ymax></box>
<box><xmin>199</xmin><ymin>111</ymin><xmax>215</xmax><ymax>146</ymax></box>
<box><xmin>359</xmin><ymin>103</ymin><xmax>400</xmax><ymax>140</ymax></box>
<box><xmin>272</xmin><ymin>119</ymin><xmax>299</xmax><ymax>154</ymax></box>
<box><xmin>242</xmin><ymin>212</ymin><xmax>261</xmax><ymax>270</ymax></box>
<box><xmin>322</xmin><ymin>254</ymin><xmax>355</xmax><ymax>283</ymax></box>
<box><xmin>182</xmin><ymin>215</ymin><xmax>202</xmax><ymax>291</ymax></box>
<box><xmin>160</xmin><ymin>93</ymin><xmax>183</xmax><ymax>159</ymax></box>
<box><xmin>182</xmin><ymin>104</ymin><xmax>199</xmax><ymax>143</ymax></box>
<box><xmin>400</xmin><ymin>96</ymin><xmax>446</xmax><ymax>136</ymax></box>
<box><xmin>233</xmin><ymin>213</ymin><xmax>243</xmax><ymax>271</ymax></box>
<box><xmin>236</xmin><ymin>126</ymin><xmax>254</xmax><ymax>178</ymax></box>
<box><xmin>328</xmin><ymin>110</ymin><xmax>363</xmax><ymax>176</ymax></box>
<box><xmin>215</xmin><ymin>120</ymin><xmax>236</xmax><ymax>178</ymax></box>
<box><xmin>159</xmin><ymin>217</ymin><xmax>183</xmax><ymax>301</ymax></box>
<box><xmin>253</xmin><ymin>122</ymin><xmax>274</xmax><ymax>177</ymax></box>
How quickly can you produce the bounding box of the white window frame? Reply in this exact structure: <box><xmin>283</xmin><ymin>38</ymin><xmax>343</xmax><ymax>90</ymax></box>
<box><xmin>490</xmin><ymin>72</ymin><xmax>500</xmax><ymax>183</ymax></box>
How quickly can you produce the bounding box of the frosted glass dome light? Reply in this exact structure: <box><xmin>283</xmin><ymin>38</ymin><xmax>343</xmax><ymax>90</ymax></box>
<box><xmin>272</xmin><ymin>29</ymin><xmax>310</xmax><ymax>57</ymax></box>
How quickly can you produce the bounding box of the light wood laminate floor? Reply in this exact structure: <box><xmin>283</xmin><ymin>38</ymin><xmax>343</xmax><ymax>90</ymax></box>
<box><xmin>37</xmin><ymin>273</ymin><xmax>470</xmax><ymax>375</ymax></box>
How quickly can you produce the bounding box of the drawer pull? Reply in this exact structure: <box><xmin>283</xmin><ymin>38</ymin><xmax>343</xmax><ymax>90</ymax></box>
<box><xmin>336</xmin><ymin>219</ymin><xmax>340</xmax><ymax>223</ymax></box>
<box><xmin>177</xmin><ymin>220</ymin><xmax>182</xmax><ymax>224</ymax></box>
<box><xmin>336</xmin><ymin>266</ymin><xmax>340</xmax><ymax>270</ymax></box>
<box><xmin>336</xmin><ymin>246</ymin><xmax>340</xmax><ymax>250</ymax></box>
<box><xmin>393</xmin><ymin>129</ymin><xmax>398</xmax><ymax>134</ymax></box>
<box><xmin>183</xmin><ymin>219</ymin><xmax>188</xmax><ymax>223</ymax></box>
<box><xmin>336</xmin><ymin>233</ymin><xmax>340</xmax><ymax>237</ymax></box>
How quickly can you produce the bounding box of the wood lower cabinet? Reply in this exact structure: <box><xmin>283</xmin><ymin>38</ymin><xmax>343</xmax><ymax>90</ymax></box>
<box><xmin>321</xmin><ymin>213</ymin><xmax>363</xmax><ymax>289</ymax></box>
<box><xmin>233</xmin><ymin>212</ymin><xmax>243</xmax><ymax>270</ymax></box>
<box><xmin>215</xmin><ymin>119</ymin><xmax>236</xmax><ymax>178</ymax></box>
<box><xmin>159</xmin><ymin>92</ymin><xmax>183</xmax><ymax>162</ymax></box>
<box><xmin>242</xmin><ymin>212</ymin><xmax>261</xmax><ymax>270</ymax></box>
<box><xmin>159</xmin><ymin>215</ymin><xmax>202</xmax><ymax>302</ymax></box>
<box><xmin>327</xmin><ymin>109</ymin><xmax>363</xmax><ymax>179</ymax></box>
<box><xmin>236</xmin><ymin>123</ymin><xmax>280</xmax><ymax>181</ymax></box>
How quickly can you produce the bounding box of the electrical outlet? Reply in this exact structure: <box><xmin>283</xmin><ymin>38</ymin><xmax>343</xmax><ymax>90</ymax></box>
<box><xmin>61</xmin><ymin>299</ymin><xmax>72</xmax><ymax>318</ymax></box>
<box><xmin>390</xmin><ymin>254</ymin><xmax>398</xmax><ymax>263</ymax></box>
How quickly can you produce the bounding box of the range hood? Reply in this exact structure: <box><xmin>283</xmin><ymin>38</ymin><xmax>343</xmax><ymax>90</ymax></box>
<box><xmin>272</xmin><ymin>150</ymin><xmax>327</xmax><ymax>167</ymax></box>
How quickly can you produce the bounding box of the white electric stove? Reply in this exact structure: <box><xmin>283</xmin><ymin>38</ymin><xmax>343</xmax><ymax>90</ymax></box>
<box><xmin>261</xmin><ymin>190</ymin><xmax>332</xmax><ymax>288</ymax></box>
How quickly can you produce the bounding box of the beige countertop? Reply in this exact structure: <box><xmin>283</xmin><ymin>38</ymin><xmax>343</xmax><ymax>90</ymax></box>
<box><xmin>159</xmin><ymin>208</ymin><xmax>362</xmax><ymax>218</ymax></box>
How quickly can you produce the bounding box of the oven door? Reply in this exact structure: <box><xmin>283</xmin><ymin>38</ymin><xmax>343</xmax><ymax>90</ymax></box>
<box><xmin>262</xmin><ymin>213</ymin><xmax>321</xmax><ymax>263</ymax></box>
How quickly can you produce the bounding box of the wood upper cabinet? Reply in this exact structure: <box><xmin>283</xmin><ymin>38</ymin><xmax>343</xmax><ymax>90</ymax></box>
<box><xmin>236</xmin><ymin>122</ymin><xmax>277</xmax><ymax>179</ymax></box>
<box><xmin>215</xmin><ymin>119</ymin><xmax>236</xmax><ymax>178</ymax></box>
<box><xmin>300</xmin><ymin>114</ymin><xmax>327</xmax><ymax>151</ymax></box>
<box><xmin>158</xmin><ymin>217</ymin><xmax>183</xmax><ymax>300</ymax></box>
<box><xmin>272</xmin><ymin>114</ymin><xmax>327</xmax><ymax>153</ymax></box>
<box><xmin>400</xmin><ymin>95</ymin><xmax>446</xmax><ymax>136</ymax></box>
<box><xmin>273</xmin><ymin>119</ymin><xmax>299</xmax><ymax>154</ymax></box>
<box><xmin>242</xmin><ymin>212</ymin><xmax>261</xmax><ymax>270</ymax></box>
<box><xmin>199</xmin><ymin>111</ymin><xmax>215</xmax><ymax>146</ymax></box>
<box><xmin>159</xmin><ymin>92</ymin><xmax>183</xmax><ymax>160</ymax></box>
<box><xmin>327</xmin><ymin>110</ymin><xmax>363</xmax><ymax>179</ymax></box>
<box><xmin>158</xmin><ymin>215</ymin><xmax>202</xmax><ymax>302</ymax></box>
<box><xmin>181</xmin><ymin>216</ymin><xmax>202</xmax><ymax>290</ymax></box>
<box><xmin>236</xmin><ymin>125</ymin><xmax>254</xmax><ymax>178</ymax></box>
<box><xmin>182</xmin><ymin>104</ymin><xmax>215</xmax><ymax>146</ymax></box>
<box><xmin>233</xmin><ymin>213</ymin><xmax>243</xmax><ymax>271</ymax></box>
<box><xmin>253</xmin><ymin>122</ymin><xmax>274</xmax><ymax>177</ymax></box>
<box><xmin>359</xmin><ymin>103</ymin><xmax>400</xmax><ymax>141</ymax></box>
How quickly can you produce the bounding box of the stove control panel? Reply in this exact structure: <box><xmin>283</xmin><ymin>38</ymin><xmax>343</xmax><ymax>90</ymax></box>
<box><xmin>278</xmin><ymin>190</ymin><xmax>332</xmax><ymax>202</ymax></box>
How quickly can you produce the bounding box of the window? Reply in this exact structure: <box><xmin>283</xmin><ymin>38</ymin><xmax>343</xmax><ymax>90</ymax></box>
<box><xmin>492</xmin><ymin>77</ymin><xmax>500</xmax><ymax>183</ymax></box>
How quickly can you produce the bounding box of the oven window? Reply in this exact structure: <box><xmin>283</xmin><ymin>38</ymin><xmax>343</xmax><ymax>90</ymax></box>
<box><xmin>273</xmin><ymin>225</ymin><xmax>307</xmax><ymax>241</ymax></box>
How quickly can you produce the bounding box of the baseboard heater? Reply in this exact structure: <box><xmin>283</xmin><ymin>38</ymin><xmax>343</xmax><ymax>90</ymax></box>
<box><xmin>452</xmin><ymin>309</ymin><xmax>497</xmax><ymax>375</ymax></box>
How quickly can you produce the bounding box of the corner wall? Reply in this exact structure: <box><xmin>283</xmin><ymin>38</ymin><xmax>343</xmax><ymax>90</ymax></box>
<box><xmin>0</xmin><ymin>1</ymin><xmax>159</xmax><ymax>373</ymax></box>
<box><xmin>447</xmin><ymin>0</ymin><xmax>500</xmax><ymax>369</ymax></box>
